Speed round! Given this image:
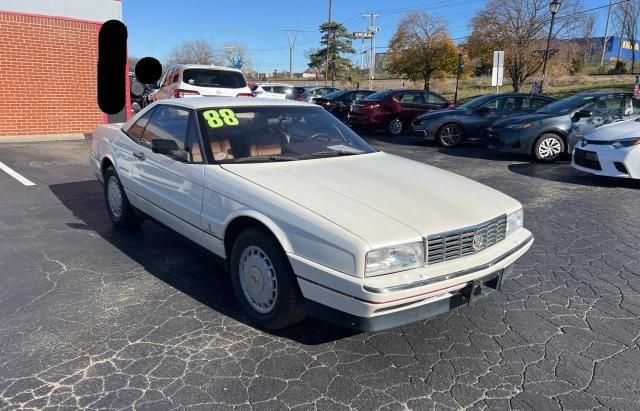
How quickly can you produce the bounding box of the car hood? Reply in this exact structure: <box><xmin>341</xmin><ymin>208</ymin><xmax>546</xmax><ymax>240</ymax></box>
<box><xmin>221</xmin><ymin>152</ymin><xmax>521</xmax><ymax>246</ymax></box>
<box><xmin>585</xmin><ymin>119</ymin><xmax>640</xmax><ymax>141</ymax></box>
<box><xmin>493</xmin><ymin>112</ymin><xmax>557</xmax><ymax>127</ymax></box>
<box><xmin>416</xmin><ymin>109</ymin><xmax>462</xmax><ymax>120</ymax></box>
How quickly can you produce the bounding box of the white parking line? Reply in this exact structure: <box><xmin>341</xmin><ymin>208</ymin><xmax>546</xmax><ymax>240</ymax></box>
<box><xmin>0</xmin><ymin>161</ymin><xmax>35</xmax><ymax>186</ymax></box>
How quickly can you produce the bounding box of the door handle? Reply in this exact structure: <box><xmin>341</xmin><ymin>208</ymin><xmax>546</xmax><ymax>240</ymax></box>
<box><xmin>133</xmin><ymin>151</ymin><xmax>145</xmax><ymax>161</ymax></box>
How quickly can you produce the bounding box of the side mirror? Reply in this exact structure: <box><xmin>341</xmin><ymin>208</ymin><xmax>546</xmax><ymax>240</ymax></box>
<box><xmin>476</xmin><ymin>107</ymin><xmax>491</xmax><ymax>115</ymax></box>
<box><xmin>572</xmin><ymin>109</ymin><xmax>593</xmax><ymax>122</ymax></box>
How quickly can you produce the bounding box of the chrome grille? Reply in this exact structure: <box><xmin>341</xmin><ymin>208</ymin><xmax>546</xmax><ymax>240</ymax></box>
<box><xmin>427</xmin><ymin>215</ymin><xmax>507</xmax><ymax>265</ymax></box>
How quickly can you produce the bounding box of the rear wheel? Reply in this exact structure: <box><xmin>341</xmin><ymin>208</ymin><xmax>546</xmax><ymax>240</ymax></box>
<box><xmin>437</xmin><ymin>123</ymin><xmax>464</xmax><ymax>147</ymax></box>
<box><xmin>103</xmin><ymin>166</ymin><xmax>143</xmax><ymax>228</ymax></box>
<box><xmin>230</xmin><ymin>229</ymin><xmax>306</xmax><ymax>330</ymax></box>
<box><xmin>534</xmin><ymin>133</ymin><xmax>564</xmax><ymax>162</ymax></box>
<box><xmin>388</xmin><ymin>118</ymin><xmax>404</xmax><ymax>136</ymax></box>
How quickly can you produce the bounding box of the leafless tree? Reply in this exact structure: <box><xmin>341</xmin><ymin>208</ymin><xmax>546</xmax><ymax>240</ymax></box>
<box><xmin>220</xmin><ymin>43</ymin><xmax>253</xmax><ymax>73</ymax></box>
<box><xmin>580</xmin><ymin>13</ymin><xmax>597</xmax><ymax>64</ymax></box>
<box><xmin>615</xmin><ymin>0</ymin><xmax>639</xmax><ymax>73</ymax></box>
<box><xmin>165</xmin><ymin>39</ymin><xmax>219</xmax><ymax>66</ymax></box>
<box><xmin>467</xmin><ymin>0</ymin><xmax>581</xmax><ymax>91</ymax></box>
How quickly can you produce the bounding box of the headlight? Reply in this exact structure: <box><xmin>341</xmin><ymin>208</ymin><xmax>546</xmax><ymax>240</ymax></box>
<box><xmin>505</xmin><ymin>123</ymin><xmax>532</xmax><ymax>129</ymax></box>
<box><xmin>506</xmin><ymin>208</ymin><xmax>524</xmax><ymax>236</ymax></box>
<box><xmin>413</xmin><ymin>119</ymin><xmax>425</xmax><ymax>126</ymax></box>
<box><xmin>365</xmin><ymin>241</ymin><xmax>425</xmax><ymax>277</ymax></box>
<box><xmin>610</xmin><ymin>138</ymin><xmax>640</xmax><ymax>149</ymax></box>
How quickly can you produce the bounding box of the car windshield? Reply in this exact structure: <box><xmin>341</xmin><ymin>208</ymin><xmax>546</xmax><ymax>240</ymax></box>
<box><xmin>182</xmin><ymin>69</ymin><xmax>247</xmax><ymax>88</ymax></box>
<box><xmin>456</xmin><ymin>95</ymin><xmax>495</xmax><ymax>111</ymax></box>
<box><xmin>536</xmin><ymin>94</ymin><xmax>596</xmax><ymax>114</ymax></box>
<box><xmin>197</xmin><ymin>106</ymin><xmax>376</xmax><ymax>163</ymax></box>
<box><xmin>291</xmin><ymin>87</ymin><xmax>306</xmax><ymax>95</ymax></box>
<box><xmin>364</xmin><ymin>89</ymin><xmax>396</xmax><ymax>101</ymax></box>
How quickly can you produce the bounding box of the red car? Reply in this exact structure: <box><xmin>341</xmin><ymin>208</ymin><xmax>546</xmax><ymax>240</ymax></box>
<box><xmin>348</xmin><ymin>89</ymin><xmax>452</xmax><ymax>135</ymax></box>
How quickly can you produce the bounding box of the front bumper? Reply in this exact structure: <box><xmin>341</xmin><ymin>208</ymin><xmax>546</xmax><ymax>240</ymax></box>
<box><xmin>571</xmin><ymin>145</ymin><xmax>640</xmax><ymax>179</ymax></box>
<box><xmin>306</xmin><ymin>267</ymin><xmax>511</xmax><ymax>331</ymax></box>
<box><xmin>89</xmin><ymin>151</ymin><xmax>103</xmax><ymax>184</ymax></box>
<box><xmin>289</xmin><ymin>229</ymin><xmax>533</xmax><ymax>331</ymax></box>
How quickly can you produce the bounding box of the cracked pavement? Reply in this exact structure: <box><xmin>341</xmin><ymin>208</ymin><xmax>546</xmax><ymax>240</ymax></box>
<box><xmin>0</xmin><ymin>137</ymin><xmax>639</xmax><ymax>410</ymax></box>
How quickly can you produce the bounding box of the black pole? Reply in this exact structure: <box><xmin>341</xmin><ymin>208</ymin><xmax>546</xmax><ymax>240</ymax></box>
<box><xmin>540</xmin><ymin>12</ymin><xmax>557</xmax><ymax>93</ymax></box>
<box><xmin>454</xmin><ymin>54</ymin><xmax>463</xmax><ymax>105</ymax></box>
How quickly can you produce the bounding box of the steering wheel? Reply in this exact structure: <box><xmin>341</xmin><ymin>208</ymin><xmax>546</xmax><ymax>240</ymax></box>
<box><xmin>306</xmin><ymin>132</ymin><xmax>332</xmax><ymax>142</ymax></box>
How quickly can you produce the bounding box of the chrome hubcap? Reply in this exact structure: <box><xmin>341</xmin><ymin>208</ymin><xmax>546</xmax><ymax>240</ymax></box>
<box><xmin>239</xmin><ymin>246</ymin><xmax>278</xmax><ymax>313</ymax></box>
<box><xmin>389</xmin><ymin>119</ymin><xmax>403</xmax><ymax>135</ymax></box>
<box><xmin>107</xmin><ymin>176</ymin><xmax>123</xmax><ymax>218</ymax></box>
<box><xmin>538</xmin><ymin>137</ymin><xmax>562</xmax><ymax>159</ymax></box>
<box><xmin>440</xmin><ymin>126</ymin><xmax>462</xmax><ymax>146</ymax></box>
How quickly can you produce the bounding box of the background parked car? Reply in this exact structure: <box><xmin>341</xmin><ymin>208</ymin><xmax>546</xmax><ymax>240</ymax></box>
<box><xmin>412</xmin><ymin>93</ymin><xmax>556</xmax><ymax>147</ymax></box>
<box><xmin>251</xmin><ymin>83</ymin><xmax>294</xmax><ymax>99</ymax></box>
<box><xmin>348</xmin><ymin>89</ymin><xmax>451</xmax><ymax>135</ymax></box>
<box><xmin>488</xmin><ymin>91</ymin><xmax>640</xmax><ymax>162</ymax></box>
<box><xmin>150</xmin><ymin>64</ymin><xmax>252</xmax><ymax>102</ymax></box>
<box><xmin>288</xmin><ymin>86</ymin><xmax>342</xmax><ymax>102</ymax></box>
<box><xmin>313</xmin><ymin>89</ymin><xmax>375</xmax><ymax>122</ymax></box>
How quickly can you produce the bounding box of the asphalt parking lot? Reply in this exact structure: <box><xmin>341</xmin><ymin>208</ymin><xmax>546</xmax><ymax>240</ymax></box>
<box><xmin>1</xmin><ymin>135</ymin><xmax>639</xmax><ymax>410</ymax></box>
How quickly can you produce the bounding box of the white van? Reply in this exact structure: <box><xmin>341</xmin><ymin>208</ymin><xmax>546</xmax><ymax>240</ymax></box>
<box><xmin>150</xmin><ymin>64</ymin><xmax>253</xmax><ymax>102</ymax></box>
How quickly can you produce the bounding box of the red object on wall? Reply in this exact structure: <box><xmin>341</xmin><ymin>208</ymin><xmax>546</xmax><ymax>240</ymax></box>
<box><xmin>0</xmin><ymin>11</ymin><xmax>129</xmax><ymax>137</ymax></box>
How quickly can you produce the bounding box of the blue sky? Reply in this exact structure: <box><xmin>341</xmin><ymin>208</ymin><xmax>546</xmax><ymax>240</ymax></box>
<box><xmin>124</xmin><ymin>0</ymin><xmax>612</xmax><ymax>73</ymax></box>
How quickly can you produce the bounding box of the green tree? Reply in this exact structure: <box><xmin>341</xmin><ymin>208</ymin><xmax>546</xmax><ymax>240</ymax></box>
<box><xmin>308</xmin><ymin>22</ymin><xmax>356</xmax><ymax>83</ymax></box>
<box><xmin>386</xmin><ymin>12</ymin><xmax>459</xmax><ymax>91</ymax></box>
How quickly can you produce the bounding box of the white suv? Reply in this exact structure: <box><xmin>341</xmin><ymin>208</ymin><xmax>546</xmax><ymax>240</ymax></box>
<box><xmin>150</xmin><ymin>64</ymin><xmax>252</xmax><ymax>101</ymax></box>
<box><xmin>251</xmin><ymin>83</ymin><xmax>294</xmax><ymax>100</ymax></box>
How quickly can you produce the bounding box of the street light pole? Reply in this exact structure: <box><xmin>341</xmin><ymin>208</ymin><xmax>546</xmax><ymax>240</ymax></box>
<box><xmin>454</xmin><ymin>54</ymin><xmax>464</xmax><ymax>105</ymax></box>
<box><xmin>540</xmin><ymin>0</ymin><xmax>562</xmax><ymax>94</ymax></box>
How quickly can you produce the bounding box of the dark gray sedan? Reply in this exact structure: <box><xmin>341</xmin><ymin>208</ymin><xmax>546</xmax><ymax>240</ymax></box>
<box><xmin>487</xmin><ymin>92</ymin><xmax>640</xmax><ymax>162</ymax></box>
<box><xmin>412</xmin><ymin>93</ymin><xmax>556</xmax><ymax>147</ymax></box>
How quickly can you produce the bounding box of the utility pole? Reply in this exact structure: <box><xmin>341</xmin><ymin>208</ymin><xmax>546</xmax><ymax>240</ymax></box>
<box><xmin>284</xmin><ymin>28</ymin><xmax>301</xmax><ymax>79</ymax></box>
<box><xmin>362</xmin><ymin>13</ymin><xmax>379</xmax><ymax>90</ymax></box>
<box><xmin>600</xmin><ymin>0</ymin><xmax>613</xmax><ymax>66</ymax></box>
<box><xmin>325</xmin><ymin>0</ymin><xmax>332</xmax><ymax>86</ymax></box>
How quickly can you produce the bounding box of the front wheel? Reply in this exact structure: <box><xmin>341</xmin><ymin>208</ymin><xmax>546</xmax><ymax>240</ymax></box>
<box><xmin>387</xmin><ymin>118</ymin><xmax>404</xmax><ymax>136</ymax></box>
<box><xmin>437</xmin><ymin>123</ymin><xmax>464</xmax><ymax>147</ymax></box>
<box><xmin>103</xmin><ymin>166</ymin><xmax>143</xmax><ymax>228</ymax></box>
<box><xmin>534</xmin><ymin>133</ymin><xmax>565</xmax><ymax>162</ymax></box>
<box><xmin>230</xmin><ymin>229</ymin><xmax>306</xmax><ymax>330</ymax></box>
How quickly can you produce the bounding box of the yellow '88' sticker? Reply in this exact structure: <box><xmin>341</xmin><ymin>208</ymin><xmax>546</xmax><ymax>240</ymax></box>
<box><xmin>203</xmin><ymin>109</ymin><xmax>240</xmax><ymax>128</ymax></box>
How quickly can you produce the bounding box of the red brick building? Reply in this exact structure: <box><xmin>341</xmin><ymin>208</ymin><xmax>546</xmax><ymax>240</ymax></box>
<box><xmin>0</xmin><ymin>0</ymin><xmax>124</xmax><ymax>138</ymax></box>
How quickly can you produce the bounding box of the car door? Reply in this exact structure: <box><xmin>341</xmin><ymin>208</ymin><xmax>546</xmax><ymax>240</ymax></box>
<box><xmin>132</xmin><ymin>105</ymin><xmax>206</xmax><ymax>239</ymax></box>
<box><xmin>119</xmin><ymin>107</ymin><xmax>156</xmax><ymax>193</ymax></box>
<box><xmin>468</xmin><ymin>97</ymin><xmax>508</xmax><ymax>136</ymax></box>
<box><xmin>397</xmin><ymin>92</ymin><xmax>426</xmax><ymax>123</ymax></box>
<box><xmin>570</xmin><ymin>94</ymin><xmax>629</xmax><ymax>149</ymax></box>
<box><xmin>632</xmin><ymin>96</ymin><xmax>640</xmax><ymax>119</ymax></box>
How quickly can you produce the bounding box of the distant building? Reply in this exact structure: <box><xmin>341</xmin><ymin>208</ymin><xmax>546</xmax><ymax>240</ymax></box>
<box><xmin>0</xmin><ymin>0</ymin><xmax>125</xmax><ymax>138</ymax></box>
<box><xmin>586</xmin><ymin>36</ymin><xmax>640</xmax><ymax>63</ymax></box>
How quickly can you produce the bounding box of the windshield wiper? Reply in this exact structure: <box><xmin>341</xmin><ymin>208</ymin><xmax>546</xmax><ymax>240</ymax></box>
<box><xmin>230</xmin><ymin>155</ymin><xmax>298</xmax><ymax>163</ymax></box>
<box><xmin>301</xmin><ymin>150</ymin><xmax>361</xmax><ymax>159</ymax></box>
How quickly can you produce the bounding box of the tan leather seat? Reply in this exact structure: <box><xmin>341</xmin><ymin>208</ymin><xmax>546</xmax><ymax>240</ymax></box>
<box><xmin>210</xmin><ymin>138</ymin><xmax>234</xmax><ymax>161</ymax></box>
<box><xmin>248</xmin><ymin>130</ymin><xmax>282</xmax><ymax>156</ymax></box>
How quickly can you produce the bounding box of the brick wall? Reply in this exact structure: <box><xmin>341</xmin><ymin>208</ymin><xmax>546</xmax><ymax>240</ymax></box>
<box><xmin>0</xmin><ymin>12</ymin><xmax>105</xmax><ymax>136</ymax></box>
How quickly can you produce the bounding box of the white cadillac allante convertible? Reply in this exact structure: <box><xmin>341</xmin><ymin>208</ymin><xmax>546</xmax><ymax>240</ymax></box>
<box><xmin>90</xmin><ymin>97</ymin><xmax>533</xmax><ymax>331</ymax></box>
